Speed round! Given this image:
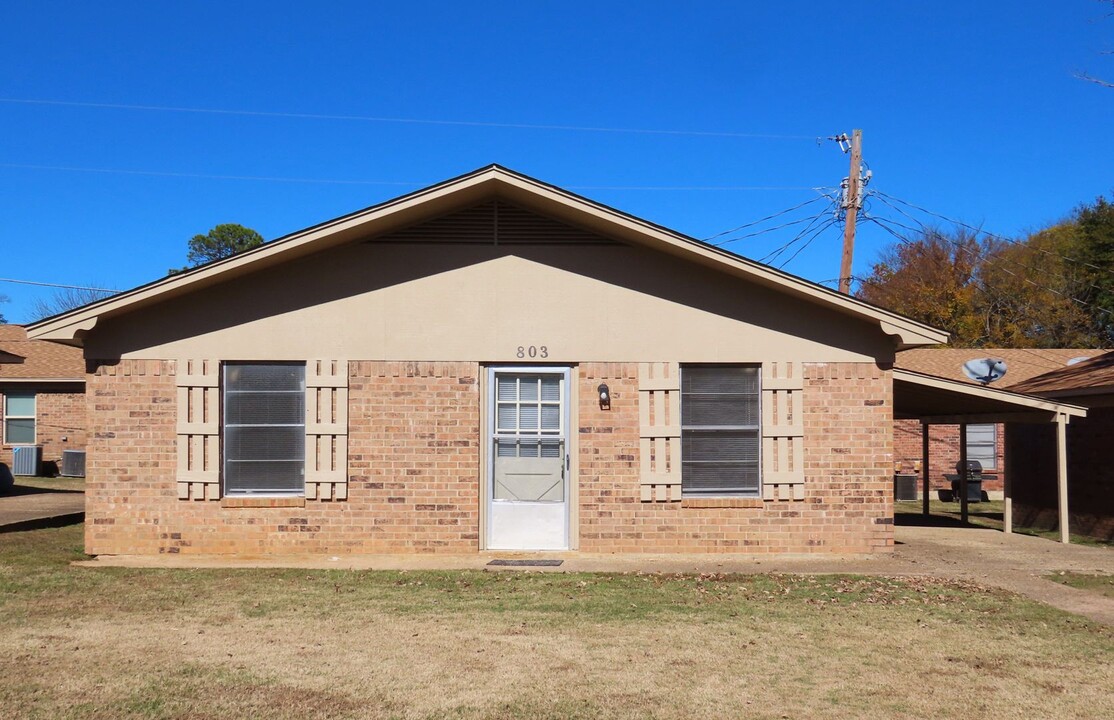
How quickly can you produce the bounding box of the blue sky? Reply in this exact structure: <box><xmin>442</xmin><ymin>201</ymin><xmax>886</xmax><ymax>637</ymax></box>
<box><xmin>1</xmin><ymin>1</ymin><xmax>1111</xmax><ymax>323</ymax></box>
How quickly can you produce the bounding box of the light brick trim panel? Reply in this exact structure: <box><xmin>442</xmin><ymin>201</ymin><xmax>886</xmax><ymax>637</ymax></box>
<box><xmin>305</xmin><ymin>359</ymin><xmax>348</xmax><ymax>501</ymax></box>
<box><xmin>762</xmin><ymin>361</ymin><xmax>805</xmax><ymax>501</ymax></box>
<box><xmin>176</xmin><ymin>359</ymin><xmax>219</xmax><ymax>501</ymax></box>
<box><xmin>638</xmin><ymin>361</ymin><xmax>681</xmax><ymax>502</ymax></box>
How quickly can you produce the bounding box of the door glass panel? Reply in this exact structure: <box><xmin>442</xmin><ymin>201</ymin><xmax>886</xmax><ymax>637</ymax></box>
<box><xmin>519</xmin><ymin>404</ymin><xmax>539</xmax><ymax>430</ymax></box>
<box><xmin>492</xmin><ymin>372</ymin><xmax>566</xmax><ymax>503</ymax></box>
<box><xmin>541</xmin><ymin>405</ymin><xmax>560</xmax><ymax>430</ymax></box>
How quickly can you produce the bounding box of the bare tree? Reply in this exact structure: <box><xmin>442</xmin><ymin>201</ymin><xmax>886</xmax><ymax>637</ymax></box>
<box><xmin>30</xmin><ymin>285</ymin><xmax>116</xmax><ymax>321</ymax></box>
<box><xmin>1076</xmin><ymin>1</ymin><xmax>1114</xmax><ymax>88</ymax></box>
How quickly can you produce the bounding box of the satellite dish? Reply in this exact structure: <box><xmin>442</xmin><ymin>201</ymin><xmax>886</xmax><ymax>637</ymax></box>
<box><xmin>962</xmin><ymin>358</ymin><xmax>1008</xmax><ymax>385</ymax></box>
<box><xmin>1066</xmin><ymin>356</ymin><xmax>1091</xmax><ymax>366</ymax></box>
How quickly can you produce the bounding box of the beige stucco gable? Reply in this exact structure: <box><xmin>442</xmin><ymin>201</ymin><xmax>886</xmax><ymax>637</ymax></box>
<box><xmin>29</xmin><ymin>166</ymin><xmax>946</xmax><ymax>351</ymax></box>
<box><xmin>84</xmin><ymin>229</ymin><xmax>897</xmax><ymax>363</ymax></box>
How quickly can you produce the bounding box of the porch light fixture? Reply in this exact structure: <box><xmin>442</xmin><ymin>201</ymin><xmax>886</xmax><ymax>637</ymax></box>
<box><xmin>597</xmin><ymin>383</ymin><xmax>611</xmax><ymax>410</ymax></box>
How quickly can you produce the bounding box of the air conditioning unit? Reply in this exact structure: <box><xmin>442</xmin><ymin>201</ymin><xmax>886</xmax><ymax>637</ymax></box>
<box><xmin>61</xmin><ymin>450</ymin><xmax>87</xmax><ymax>478</ymax></box>
<box><xmin>12</xmin><ymin>445</ymin><xmax>42</xmax><ymax>476</ymax></box>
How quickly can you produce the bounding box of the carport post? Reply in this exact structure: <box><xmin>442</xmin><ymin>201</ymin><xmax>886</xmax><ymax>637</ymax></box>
<box><xmin>1056</xmin><ymin>413</ymin><xmax>1070</xmax><ymax>544</ymax></box>
<box><xmin>1003</xmin><ymin>424</ymin><xmax>1012</xmax><ymax>535</ymax></box>
<box><xmin>959</xmin><ymin>422</ymin><xmax>969</xmax><ymax>524</ymax></box>
<box><xmin>921</xmin><ymin>422</ymin><xmax>930</xmax><ymax>516</ymax></box>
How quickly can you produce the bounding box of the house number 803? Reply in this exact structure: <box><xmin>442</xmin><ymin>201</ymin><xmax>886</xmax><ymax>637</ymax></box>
<box><xmin>516</xmin><ymin>345</ymin><xmax>548</xmax><ymax>359</ymax></box>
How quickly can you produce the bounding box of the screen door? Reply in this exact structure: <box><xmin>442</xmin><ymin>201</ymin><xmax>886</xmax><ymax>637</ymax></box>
<box><xmin>487</xmin><ymin>368</ymin><xmax>570</xmax><ymax>550</ymax></box>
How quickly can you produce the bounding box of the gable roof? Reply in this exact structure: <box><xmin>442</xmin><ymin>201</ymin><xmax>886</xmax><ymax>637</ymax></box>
<box><xmin>896</xmin><ymin>348</ymin><xmax>1102</xmax><ymax>389</ymax></box>
<box><xmin>27</xmin><ymin>165</ymin><xmax>947</xmax><ymax>348</ymax></box>
<box><xmin>1009</xmin><ymin>351</ymin><xmax>1114</xmax><ymax>397</ymax></box>
<box><xmin>0</xmin><ymin>325</ymin><xmax>85</xmax><ymax>381</ymax></box>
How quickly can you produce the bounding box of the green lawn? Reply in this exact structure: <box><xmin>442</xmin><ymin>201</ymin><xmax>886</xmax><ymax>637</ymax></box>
<box><xmin>10</xmin><ymin>475</ymin><xmax>86</xmax><ymax>493</ymax></box>
<box><xmin>1</xmin><ymin>524</ymin><xmax>1111</xmax><ymax>719</ymax></box>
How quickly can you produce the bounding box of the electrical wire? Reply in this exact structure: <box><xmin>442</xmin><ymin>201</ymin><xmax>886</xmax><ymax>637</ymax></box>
<box><xmin>712</xmin><ymin>212</ymin><xmax>827</xmax><ymax>247</ymax></box>
<box><xmin>703</xmin><ymin>195</ymin><xmax>827</xmax><ymax>242</ymax></box>
<box><xmin>0</xmin><ymin>97</ymin><xmax>822</xmax><ymax>140</ymax></box>
<box><xmin>776</xmin><ymin>218</ymin><xmax>837</xmax><ymax>269</ymax></box>
<box><xmin>0</xmin><ymin>162</ymin><xmax>822</xmax><ymax>192</ymax></box>
<box><xmin>866</xmin><ymin>199</ymin><xmax>1114</xmax><ymax>306</ymax></box>
<box><xmin>873</xmin><ymin>189</ymin><xmax>1108</xmax><ymax>274</ymax></box>
<box><xmin>761</xmin><ymin>211</ymin><xmax>834</xmax><ymax>264</ymax></box>
<box><xmin>865</xmin><ymin>214</ymin><xmax>1112</xmax><ymax>318</ymax></box>
<box><xmin>0</xmin><ymin>277</ymin><xmax>116</xmax><ymax>293</ymax></box>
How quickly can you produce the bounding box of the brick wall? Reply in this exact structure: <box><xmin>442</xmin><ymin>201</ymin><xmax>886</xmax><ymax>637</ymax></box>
<box><xmin>893</xmin><ymin>420</ymin><xmax>1005</xmax><ymax>493</ymax></box>
<box><xmin>88</xmin><ymin>358</ymin><xmax>896</xmax><ymax>557</ymax></box>
<box><xmin>577</xmin><ymin>362</ymin><xmax>895</xmax><ymax>554</ymax></box>
<box><xmin>86</xmin><ymin>359</ymin><xmax>480</xmax><ymax>556</ymax></box>
<box><xmin>1</xmin><ymin>387</ymin><xmax>87</xmax><ymax>473</ymax></box>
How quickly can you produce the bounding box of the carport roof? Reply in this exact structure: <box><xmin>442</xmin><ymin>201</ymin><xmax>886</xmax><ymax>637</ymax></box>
<box><xmin>894</xmin><ymin>369</ymin><xmax>1087</xmax><ymax>424</ymax></box>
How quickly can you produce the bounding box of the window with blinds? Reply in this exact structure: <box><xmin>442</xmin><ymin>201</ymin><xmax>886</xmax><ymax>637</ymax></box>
<box><xmin>680</xmin><ymin>365</ymin><xmax>761</xmax><ymax>496</ymax></box>
<box><xmin>965</xmin><ymin>423</ymin><xmax>997</xmax><ymax>470</ymax></box>
<box><xmin>223</xmin><ymin>363</ymin><xmax>306</xmax><ymax>495</ymax></box>
<box><xmin>3</xmin><ymin>393</ymin><xmax>36</xmax><ymax>444</ymax></box>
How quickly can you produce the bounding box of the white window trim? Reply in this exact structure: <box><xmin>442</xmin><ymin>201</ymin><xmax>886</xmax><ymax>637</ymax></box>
<box><xmin>221</xmin><ymin>363</ymin><xmax>307</xmax><ymax>497</ymax></box>
<box><xmin>680</xmin><ymin>365</ymin><xmax>762</xmax><ymax>498</ymax></box>
<box><xmin>965</xmin><ymin>423</ymin><xmax>998</xmax><ymax>471</ymax></box>
<box><xmin>3</xmin><ymin>392</ymin><xmax>36</xmax><ymax>445</ymax></box>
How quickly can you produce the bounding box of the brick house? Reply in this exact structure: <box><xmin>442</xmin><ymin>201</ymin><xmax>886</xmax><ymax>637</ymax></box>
<box><xmin>29</xmin><ymin>165</ymin><xmax>957</xmax><ymax>557</ymax></box>
<box><xmin>1007</xmin><ymin>352</ymin><xmax>1114</xmax><ymax>542</ymax></box>
<box><xmin>0</xmin><ymin>324</ymin><xmax>87</xmax><ymax>476</ymax></box>
<box><xmin>893</xmin><ymin>348</ymin><xmax>1100</xmax><ymax>497</ymax></box>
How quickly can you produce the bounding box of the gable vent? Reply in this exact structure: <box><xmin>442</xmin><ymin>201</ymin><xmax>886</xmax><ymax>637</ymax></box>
<box><xmin>367</xmin><ymin>200</ymin><xmax>621</xmax><ymax>247</ymax></box>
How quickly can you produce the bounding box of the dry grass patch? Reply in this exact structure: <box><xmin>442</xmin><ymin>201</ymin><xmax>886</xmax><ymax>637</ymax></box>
<box><xmin>1</xmin><ymin>525</ymin><xmax>1112</xmax><ymax>719</ymax></box>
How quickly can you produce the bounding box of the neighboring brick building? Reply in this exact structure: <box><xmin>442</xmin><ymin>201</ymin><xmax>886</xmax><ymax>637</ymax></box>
<box><xmin>30</xmin><ymin>165</ymin><xmax>951</xmax><ymax>557</ymax></box>
<box><xmin>893</xmin><ymin>348</ymin><xmax>1101</xmax><ymax>497</ymax></box>
<box><xmin>0</xmin><ymin>324</ymin><xmax>86</xmax><ymax>476</ymax></box>
<box><xmin>1008</xmin><ymin>352</ymin><xmax>1114</xmax><ymax>542</ymax></box>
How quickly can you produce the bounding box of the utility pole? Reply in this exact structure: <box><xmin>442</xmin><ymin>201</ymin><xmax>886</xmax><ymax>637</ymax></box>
<box><xmin>837</xmin><ymin>129</ymin><xmax>862</xmax><ymax>294</ymax></box>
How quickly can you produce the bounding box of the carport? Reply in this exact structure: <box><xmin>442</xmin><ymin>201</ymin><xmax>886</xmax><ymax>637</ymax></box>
<box><xmin>893</xmin><ymin>369</ymin><xmax>1088</xmax><ymax>543</ymax></box>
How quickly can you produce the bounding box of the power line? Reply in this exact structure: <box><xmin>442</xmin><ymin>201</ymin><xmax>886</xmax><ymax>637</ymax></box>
<box><xmin>712</xmin><ymin>212</ymin><xmax>829</xmax><ymax>247</ymax></box>
<box><xmin>703</xmin><ymin>195</ymin><xmax>828</xmax><ymax>242</ymax></box>
<box><xmin>0</xmin><ymin>277</ymin><xmax>116</xmax><ymax>292</ymax></box>
<box><xmin>777</xmin><ymin>219</ymin><xmax>838</xmax><ymax>269</ymax></box>
<box><xmin>865</xmin><ymin>214</ymin><xmax>1113</xmax><ymax>318</ymax></box>
<box><xmin>761</xmin><ymin>211</ymin><xmax>834</xmax><ymax>264</ymax></box>
<box><xmin>0</xmin><ymin>162</ymin><xmax>820</xmax><ymax>191</ymax></box>
<box><xmin>866</xmin><ymin>198</ymin><xmax>1113</xmax><ymax>304</ymax></box>
<box><xmin>872</xmin><ymin>189</ymin><xmax>1107</xmax><ymax>274</ymax></box>
<box><xmin>0</xmin><ymin>97</ymin><xmax>821</xmax><ymax>140</ymax></box>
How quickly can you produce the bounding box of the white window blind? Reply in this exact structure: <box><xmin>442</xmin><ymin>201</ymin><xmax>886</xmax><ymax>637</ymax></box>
<box><xmin>681</xmin><ymin>366</ymin><xmax>761</xmax><ymax>497</ymax></box>
<box><xmin>223</xmin><ymin>364</ymin><xmax>306</xmax><ymax>495</ymax></box>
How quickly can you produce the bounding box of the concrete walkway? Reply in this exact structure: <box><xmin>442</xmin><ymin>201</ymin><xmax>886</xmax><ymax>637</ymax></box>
<box><xmin>0</xmin><ymin>488</ymin><xmax>84</xmax><ymax>532</ymax></box>
<box><xmin>80</xmin><ymin>524</ymin><xmax>1113</xmax><ymax>624</ymax></box>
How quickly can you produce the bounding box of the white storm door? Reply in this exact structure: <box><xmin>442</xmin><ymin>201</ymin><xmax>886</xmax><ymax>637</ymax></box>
<box><xmin>487</xmin><ymin>368</ymin><xmax>570</xmax><ymax>550</ymax></box>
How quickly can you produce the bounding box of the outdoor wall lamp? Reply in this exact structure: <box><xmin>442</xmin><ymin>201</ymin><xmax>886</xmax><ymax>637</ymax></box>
<box><xmin>597</xmin><ymin>383</ymin><xmax>611</xmax><ymax>410</ymax></box>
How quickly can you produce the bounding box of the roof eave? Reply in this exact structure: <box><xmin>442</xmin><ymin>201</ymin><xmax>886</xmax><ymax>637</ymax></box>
<box><xmin>27</xmin><ymin>164</ymin><xmax>948</xmax><ymax>349</ymax></box>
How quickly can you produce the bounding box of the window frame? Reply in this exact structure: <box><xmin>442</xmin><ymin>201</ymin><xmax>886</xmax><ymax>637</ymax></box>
<box><xmin>3</xmin><ymin>392</ymin><xmax>36</xmax><ymax>445</ymax></box>
<box><xmin>964</xmin><ymin>423</ymin><xmax>998</xmax><ymax>471</ymax></box>
<box><xmin>679</xmin><ymin>364</ymin><xmax>762</xmax><ymax>498</ymax></box>
<box><xmin>221</xmin><ymin>362</ymin><xmax>307</xmax><ymax>497</ymax></box>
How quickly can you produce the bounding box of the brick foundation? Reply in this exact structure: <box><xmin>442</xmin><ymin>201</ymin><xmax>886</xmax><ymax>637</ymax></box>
<box><xmin>87</xmin><ymin>359</ymin><xmax>896</xmax><ymax>557</ymax></box>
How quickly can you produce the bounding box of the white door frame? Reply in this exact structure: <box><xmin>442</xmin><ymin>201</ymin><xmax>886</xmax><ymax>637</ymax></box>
<box><xmin>485</xmin><ymin>365</ymin><xmax>572</xmax><ymax>551</ymax></box>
